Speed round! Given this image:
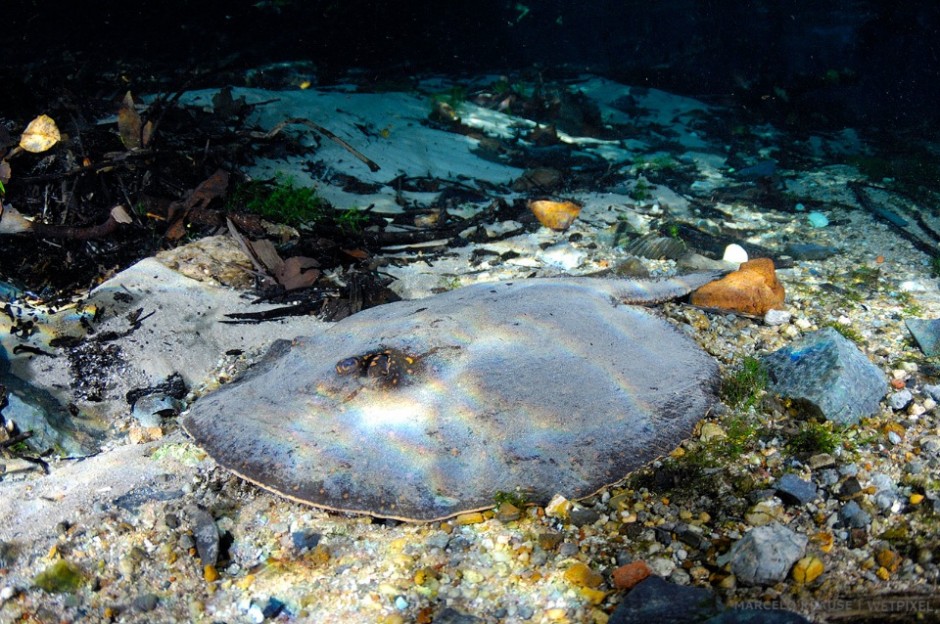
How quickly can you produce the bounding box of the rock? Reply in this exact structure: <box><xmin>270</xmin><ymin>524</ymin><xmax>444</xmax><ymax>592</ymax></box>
<box><xmin>528</xmin><ymin>199</ymin><xmax>581</xmax><ymax>231</ymax></box>
<box><xmin>0</xmin><ymin>541</ymin><xmax>19</xmax><ymax>568</ymax></box>
<box><xmin>608</xmin><ymin>576</ymin><xmax>722</xmax><ymax>624</ymax></box>
<box><xmin>764</xmin><ymin>309</ymin><xmax>792</xmax><ymax>326</ymax></box>
<box><xmin>923</xmin><ymin>384</ymin><xmax>940</xmax><ymax>403</ymax></box>
<box><xmin>186</xmin><ymin>505</ymin><xmax>220</xmax><ymax>567</ymax></box>
<box><xmin>791</xmin><ymin>555</ymin><xmax>825</xmax><ymax>584</ymax></box>
<box><xmin>612</xmin><ymin>561</ymin><xmax>651</xmax><ymax>590</ymax></box>
<box><xmin>905</xmin><ymin>319</ymin><xmax>940</xmax><ymax>357</ymax></box>
<box><xmin>807</xmin><ymin>211</ymin><xmax>829</xmax><ymax>228</ymax></box>
<box><xmin>131</xmin><ymin>394</ymin><xmax>182</xmax><ymax>428</ymax></box>
<box><xmin>784</xmin><ymin>243</ymin><xmax>838</xmax><ymax>261</ymax></box>
<box><xmin>569</xmin><ymin>506</ymin><xmax>600</xmax><ymax>527</ymax></box>
<box><xmin>761</xmin><ymin>327</ymin><xmax>887</xmax><ymax>425</ymax></box>
<box><xmin>564</xmin><ymin>562</ymin><xmax>603</xmax><ymax>588</ymax></box>
<box><xmin>494</xmin><ymin>502</ymin><xmax>521</xmax><ymax>522</ymax></box>
<box><xmin>434</xmin><ymin>607</ymin><xmax>484</xmax><ymax>624</ymax></box>
<box><xmin>888</xmin><ymin>389</ymin><xmax>913</xmax><ymax>411</ymax></box>
<box><xmin>690</xmin><ymin>258</ymin><xmax>785</xmax><ymax>315</ymax></box>
<box><xmin>774</xmin><ymin>473</ymin><xmax>817</xmax><ymax>505</ymax></box>
<box><xmin>728</xmin><ymin>522</ymin><xmax>807</xmax><ymax>586</ymax></box>
<box><xmin>132</xmin><ymin>593</ymin><xmax>159</xmax><ymax>612</ymax></box>
<box><xmin>839</xmin><ymin>500</ymin><xmax>872</xmax><ymax>529</ymax></box>
<box><xmin>723</xmin><ymin>244</ymin><xmax>748</xmax><ymax>263</ymax></box>
<box><xmin>290</xmin><ymin>530</ymin><xmax>321</xmax><ymax>551</ymax></box>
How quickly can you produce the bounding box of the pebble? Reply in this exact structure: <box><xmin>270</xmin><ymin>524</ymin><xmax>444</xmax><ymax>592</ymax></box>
<box><xmin>791</xmin><ymin>555</ymin><xmax>825</xmax><ymax>584</ymax></box>
<box><xmin>569</xmin><ymin>506</ymin><xmax>600</xmax><ymax>527</ymax></box>
<box><xmin>764</xmin><ymin>309</ymin><xmax>792</xmax><ymax>326</ymax></box>
<box><xmin>186</xmin><ymin>505</ymin><xmax>220</xmax><ymax>566</ymax></box>
<box><xmin>774</xmin><ymin>473</ymin><xmax>817</xmax><ymax>505</ymax></box>
<box><xmin>132</xmin><ymin>593</ymin><xmax>159</xmax><ymax>612</ymax></box>
<box><xmin>729</xmin><ymin>522</ymin><xmax>807</xmax><ymax>586</ymax></box>
<box><xmin>563</xmin><ymin>562</ymin><xmax>603</xmax><ymax>588</ymax></box>
<box><xmin>807</xmin><ymin>211</ymin><xmax>829</xmax><ymax>228</ymax></box>
<box><xmin>611</xmin><ymin>561</ymin><xmax>651</xmax><ymax>589</ymax></box>
<box><xmin>290</xmin><ymin>530</ymin><xmax>321</xmax><ymax>551</ymax></box>
<box><xmin>723</xmin><ymin>244</ymin><xmax>748</xmax><ymax>263</ymax></box>
<box><xmin>889</xmin><ymin>389</ymin><xmax>913</xmax><ymax>411</ymax></box>
<box><xmin>608</xmin><ymin>576</ymin><xmax>721</xmax><ymax>624</ymax></box>
<box><xmin>840</xmin><ymin>500</ymin><xmax>872</xmax><ymax>529</ymax></box>
<box><xmin>434</xmin><ymin>607</ymin><xmax>484</xmax><ymax>624</ymax></box>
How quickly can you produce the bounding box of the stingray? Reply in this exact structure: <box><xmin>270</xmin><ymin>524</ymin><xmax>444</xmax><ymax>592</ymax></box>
<box><xmin>182</xmin><ymin>272</ymin><xmax>724</xmax><ymax>522</ymax></box>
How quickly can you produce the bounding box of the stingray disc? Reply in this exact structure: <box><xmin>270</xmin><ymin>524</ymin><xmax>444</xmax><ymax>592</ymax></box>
<box><xmin>182</xmin><ymin>277</ymin><xmax>720</xmax><ymax>522</ymax></box>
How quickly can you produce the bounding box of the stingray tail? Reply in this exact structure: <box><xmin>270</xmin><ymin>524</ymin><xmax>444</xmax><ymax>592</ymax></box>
<box><xmin>612</xmin><ymin>270</ymin><xmax>728</xmax><ymax>304</ymax></box>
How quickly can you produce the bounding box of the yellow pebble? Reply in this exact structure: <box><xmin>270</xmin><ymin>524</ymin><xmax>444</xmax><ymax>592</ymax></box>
<box><xmin>791</xmin><ymin>556</ymin><xmax>824</xmax><ymax>584</ymax></box>
<box><xmin>546</xmin><ymin>608</ymin><xmax>568</xmax><ymax>621</ymax></box>
<box><xmin>455</xmin><ymin>512</ymin><xmax>485</xmax><ymax>525</ymax></box>
<box><xmin>579</xmin><ymin>587</ymin><xmax>607</xmax><ymax>605</ymax></box>
<box><xmin>911</xmin><ymin>493</ymin><xmax>925</xmax><ymax>505</ymax></box>
<box><xmin>564</xmin><ymin>562</ymin><xmax>604</xmax><ymax>588</ymax></box>
<box><xmin>876</xmin><ymin>566</ymin><xmax>890</xmax><ymax>581</ymax></box>
<box><xmin>203</xmin><ymin>564</ymin><xmax>219</xmax><ymax>583</ymax></box>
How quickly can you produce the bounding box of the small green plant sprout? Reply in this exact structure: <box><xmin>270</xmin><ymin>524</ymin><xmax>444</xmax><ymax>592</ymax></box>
<box><xmin>785</xmin><ymin>420</ymin><xmax>842</xmax><ymax>455</ymax></box>
<box><xmin>720</xmin><ymin>357</ymin><xmax>768</xmax><ymax>410</ymax></box>
<box><xmin>823</xmin><ymin>321</ymin><xmax>863</xmax><ymax>344</ymax></box>
<box><xmin>335</xmin><ymin>206</ymin><xmax>369</xmax><ymax>232</ymax></box>
<box><xmin>629</xmin><ymin>178</ymin><xmax>653</xmax><ymax>202</ymax></box>
<box><xmin>229</xmin><ymin>174</ymin><xmax>324</xmax><ymax>227</ymax></box>
<box><xmin>493</xmin><ymin>489</ymin><xmax>530</xmax><ymax>509</ymax></box>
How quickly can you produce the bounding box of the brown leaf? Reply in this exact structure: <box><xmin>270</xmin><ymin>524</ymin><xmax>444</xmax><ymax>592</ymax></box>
<box><xmin>0</xmin><ymin>160</ymin><xmax>10</xmax><ymax>185</ymax></box>
<box><xmin>19</xmin><ymin>114</ymin><xmax>61</xmax><ymax>153</ymax></box>
<box><xmin>117</xmin><ymin>91</ymin><xmax>143</xmax><ymax>149</ymax></box>
<box><xmin>186</xmin><ymin>169</ymin><xmax>230</xmax><ymax>210</ymax></box>
<box><xmin>276</xmin><ymin>256</ymin><xmax>320</xmax><ymax>291</ymax></box>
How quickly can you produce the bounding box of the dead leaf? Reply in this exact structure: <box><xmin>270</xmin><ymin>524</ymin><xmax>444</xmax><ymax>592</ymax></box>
<box><xmin>0</xmin><ymin>160</ymin><xmax>10</xmax><ymax>185</ymax></box>
<box><xmin>19</xmin><ymin>114</ymin><xmax>61</xmax><ymax>153</ymax></box>
<box><xmin>118</xmin><ymin>91</ymin><xmax>143</xmax><ymax>149</ymax></box>
<box><xmin>165</xmin><ymin>170</ymin><xmax>230</xmax><ymax>240</ymax></box>
<box><xmin>110</xmin><ymin>205</ymin><xmax>133</xmax><ymax>224</ymax></box>
<box><xmin>276</xmin><ymin>256</ymin><xmax>321</xmax><ymax>291</ymax></box>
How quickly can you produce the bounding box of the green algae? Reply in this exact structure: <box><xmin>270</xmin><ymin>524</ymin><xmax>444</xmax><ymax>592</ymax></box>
<box><xmin>33</xmin><ymin>559</ymin><xmax>85</xmax><ymax>594</ymax></box>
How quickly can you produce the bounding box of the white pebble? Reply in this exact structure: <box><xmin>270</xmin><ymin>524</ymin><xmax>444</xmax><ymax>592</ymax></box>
<box><xmin>0</xmin><ymin>586</ymin><xmax>14</xmax><ymax>601</ymax></box>
<box><xmin>722</xmin><ymin>244</ymin><xmax>748</xmax><ymax>264</ymax></box>
<box><xmin>924</xmin><ymin>398</ymin><xmax>937</xmax><ymax>411</ymax></box>
<box><xmin>764</xmin><ymin>309</ymin><xmax>792</xmax><ymax>326</ymax></box>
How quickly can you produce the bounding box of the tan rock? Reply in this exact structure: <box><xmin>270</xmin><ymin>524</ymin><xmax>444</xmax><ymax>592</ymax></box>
<box><xmin>529</xmin><ymin>199</ymin><xmax>581</xmax><ymax>231</ymax></box>
<box><xmin>690</xmin><ymin>257</ymin><xmax>785</xmax><ymax>315</ymax></box>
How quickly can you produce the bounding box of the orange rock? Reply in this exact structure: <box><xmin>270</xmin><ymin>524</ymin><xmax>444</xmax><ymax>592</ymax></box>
<box><xmin>529</xmin><ymin>199</ymin><xmax>581</xmax><ymax>231</ymax></box>
<box><xmin>690</xmin><ymin>258</ymin><xmax>785</xmax><ymax>315</ymax></box>
<box><xmin>611</xmin><ymin>560</ymin><xmax>651</xmax><ymax>590</ymax></box>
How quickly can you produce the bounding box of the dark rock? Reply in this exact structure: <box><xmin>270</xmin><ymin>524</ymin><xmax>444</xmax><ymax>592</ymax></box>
<box><xmin>569</xmin><ymin>506</ymin><xmax>600</xmax><ymax>527</ymax></box>
<box><xmin>132</xmin><ymin>593</ymin><xmax>159</xmax><ymax>612</ymax></box>
<box><xmin>0</xmin><ymin>541</ymin><xmax>19</xmax><ymax>567</ymax></box>
<box><xmin>729</xmin><ymin>522</ymin><xmax>807</xmax><ymax>586</ymax></box>
<box><xmin>905</xmin><ymin>319</ymin><xmax>940</xmax><ymax>357</ymax></box>
<box><xmin>838</xmin><ymin>477</ymin><xmax>863</xmax><ymax>500</ymax></box>
<box><xmin>705</xmin><ymin>609</ymin><xmax>811</xmax><ymax>623</ymax></box>
<box><xmin>164</xmin><ymin>513</ymin><xmax>180</xmax><ymax>529</ymax></box>
<box><xmin>840</xmin><ymin>500</ymin><xmax>872</xmax><ymax>529</ymax></box>
<box><xmin>761</xmin><ymin>327</ymin><xmax>887</xmax><ymax>425</ymax></box>
<box><xmin>675</xmin><ymin>524</ymin><xmax>711</xmax><ymax>551</ymax></box>
<box><xmin>774</xmin><ymin>473</ymin><xmax>817</xmax><ymax>505</ymax></box>
<box><xmin>654</xmin><ymin>526</ymin><xmax>674</xmax><ymax>545</ymax></box>
<box><xmin>784</xmin><ymin>243</ymin><xmax>838</xmax><ymax>261</ymax></box>
<box><xmin>186</xmin><ymin>505</ymin><xmax>219</xmax><ymax>567</ymax></box>
<box><xmin>262</xmin><ymin>597</ymin><xmax>285</xmax><ymax>619</ymax></box>
<box><xmin>608</xmin><ymin>576</ymin><xmax>722</xmax><ymax>624</ymax></box>
<box><xmin>291</xmin><ymin>530</ymin><xmax>321</xmax><ymax>551</ymax></box>
<box><xmin>131</xmin><ymin>393</ymin><xmax>182</xmax><ymax>427</ymax></box>
<box><xmin>434</xmin><ymin>607</ymin><xmax>484</xmax><ymax>624</ymax></box>
<box><xmin>849</xmin><ymin>527</ymin><xmax>869</xmax><ymax>548</ymax></box>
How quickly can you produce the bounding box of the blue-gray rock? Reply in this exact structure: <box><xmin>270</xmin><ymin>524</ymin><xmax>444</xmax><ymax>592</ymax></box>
<box><xmin>774</xmin><ymin>473</ymin><xmax>817</xmax><ymax>505</ymax></box>
<box><xmin>608</xmin><ymin>576</ymin><xmax>722</xmax><ymax>624</ymax></box>
<box><xmin>761</xmin><ymin>327</ymin><xmax>887</xmax><ymax>425</ymax></box>
<box><xmin>729</xmin><ymin>522</ymin><xmax>807</xmax><ymax>586</ymax></box>
<box><xmin>262</xmin><ymin>598</ymin><xmax>285</xmax><ymax>619</ymax></box>
<box><xmin>291</xmin><ymin>530</ymin><xmax>321</xmax><ymax>551</ymax></box>
<box><xmin>705</xmin><ymin>609</ymin><xmax>811</xmax><ymax>624</ymax></box>
<box><xmin>905</xmin><ymin>319</ymin><xmax>940</xmax><ymax>357</ymax></box>
<box><xmin>840</xmin><ymin>500</ymin><xmax>872</xmax><ymax>529</ymax></box>
<box><xmin>784</xmin><ymin>243</ymin><xmax>838</xmax><ymax>261</ymax></box>
<box><xmin>870</xmin><ymin>473</ymin><xmax>899</xmax><ymax>512</ymax></box>
<box><xmin>0</xmin><ymin>346</ymin><xmax>100</xmax><ymax>457</ymax></box>
<box><xmin>185</xmin><ymin>505</ymin><xmax>219</xmax><ymax>567</ymax></box>
<box><xmin>131</xmin><ymin>394</ymin><xmax>182</xmax><ymax>428</ymax></box>
<box><xmin>434</xmin><ymin>608</ymin><xmax>484</xmax><ymax>624</ymax></box>
<box><xmin>132</xmin><ymin>593</ymin><xmax>159</xmax><ymax>612</ymax></box>
<box><xmin>924</xmin><ymin>384</ymin><xmax>940</xmax><ymax>403</ymax></box>
<box><xmin>888</xmin><ymin>389</ymin><xmax>913</xmax><ymax>411</ymax></box>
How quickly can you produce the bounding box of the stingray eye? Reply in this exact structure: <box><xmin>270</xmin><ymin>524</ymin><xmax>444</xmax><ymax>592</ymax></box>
<box><xmin>335</xmin><ymin>357</ymin><xmax>361</xmax><ymax>375</ymax></box>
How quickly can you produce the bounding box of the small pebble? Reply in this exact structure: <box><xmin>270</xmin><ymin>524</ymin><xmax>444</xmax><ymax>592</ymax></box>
<box><xmin>132</xmin><ymin>593</ymin><xmax>159</xmax><ymax>612</ymax></box>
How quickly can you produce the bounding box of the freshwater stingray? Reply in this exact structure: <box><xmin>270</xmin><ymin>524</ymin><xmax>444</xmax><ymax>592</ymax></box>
<box><xmin>182</xmin><ymin>272</ymin><xmax>724</xmax><ymax>522</ymax></box>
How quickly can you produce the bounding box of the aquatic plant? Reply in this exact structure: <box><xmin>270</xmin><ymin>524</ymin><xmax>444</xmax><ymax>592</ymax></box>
<box><xmin>629</xmin><ymin>179</ymin><xmax>653</xmax><ymax>202</ymax></box>
<box><xmin>823</xmin><ymin>321</ymin><xmax>864</xmax><ymax>344</ymax></box>
<box><xmin>229</xmin><ymin>174</ymin><xmax>324</xmax><ymax>227</ymax></box>
<box><xmin>785</xmin><ymin>420</ymin><xmax>841</xmax><ymax>455</ymax></box>
<box><xmin>720</xmin><ymin>357</ymin><xmax>768</xmax><ymax>410</ymax></box>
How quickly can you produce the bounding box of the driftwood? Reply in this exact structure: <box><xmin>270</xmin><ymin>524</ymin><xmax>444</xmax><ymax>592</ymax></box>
<box><xmin>0</xmin><ymin>203</ymin><xmax>132</xmax><ymax>240</ymax></box>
